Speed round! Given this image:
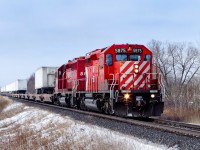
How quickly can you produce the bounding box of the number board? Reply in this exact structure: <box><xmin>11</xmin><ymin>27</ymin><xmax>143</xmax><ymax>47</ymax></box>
<box><xmin>133</xmin><ymin>48</ymin><xmax>142</xmax><ymax>54</ymax></box>
<box><xmin>114</xmin><ymin>48</ymin><xmax>143</xmax><ymax>53</ymax></box>
<box><xmin>114</xmin><ymin>48</ymin><xmax>126</xmax><ymax>53</ymax></box>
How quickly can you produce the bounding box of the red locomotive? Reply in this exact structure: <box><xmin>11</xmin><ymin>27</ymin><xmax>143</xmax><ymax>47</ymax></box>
<box><xmin>53</xmin><ymin>44</ymin><xmax>164</xmax><ymax>117</ymax></box>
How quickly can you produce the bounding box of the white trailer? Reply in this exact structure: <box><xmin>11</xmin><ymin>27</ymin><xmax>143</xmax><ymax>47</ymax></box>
<box><xmin>5</xmin><ymin>79</ymin><xmax>27</xmax><ymax>93</ymax></box>
<box><xmin>35</xmin><ymin>67</ymin><xmax>57</xmax><ymax>94</ymax></box>
<box><xmin>1</xmin><ymin>86</ymin><xmax>6</xmax><ymax>92</ymax></box>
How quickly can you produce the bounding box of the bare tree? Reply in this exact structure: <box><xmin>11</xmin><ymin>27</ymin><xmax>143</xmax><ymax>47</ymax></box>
<box><xmin>148</xmin><ymin>40</ymin><xmax>200</xmax><ymax>110</ymax></box>
<box><xmin>148</xmin><ymin>40</ymin><xmax>172</xmax><ymax>88</ymax></box>
<box><xmin>27</xmin><ymin>73</ymin><xmax>35</xmax><ymax>94</ymax></box>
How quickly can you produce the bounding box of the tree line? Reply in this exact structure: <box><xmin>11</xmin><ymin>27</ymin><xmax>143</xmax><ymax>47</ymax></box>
<box><xmin>148</xmin><ymin>40</ymin><xmax>200</xmax><ymax>112</ymax></box>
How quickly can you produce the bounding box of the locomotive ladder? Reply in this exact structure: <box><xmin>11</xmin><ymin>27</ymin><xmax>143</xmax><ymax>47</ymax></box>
<box><xmin>109</xmin><ymin>74</ymin><xmax>119</xmax><ymax>99</ymax></box>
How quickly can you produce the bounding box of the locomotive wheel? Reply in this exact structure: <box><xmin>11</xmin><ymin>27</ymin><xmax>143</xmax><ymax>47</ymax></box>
<box><xmin>76</xmin><ymin>97</ymin><xmax>81</xmax><ymax>109</ymax></box>
<box><xmin>53</xmin><ymin>96</ymin><xmax>61</xmax><ymax>106</ymax></box>
<box><xmin>65</xmin><ymin>97</ymin><xmax>71</xmax><ymax>108</ymax></box>
<box><xmin>80</xmin><ymin>98</ymin><xmax>86</xmax><ymax>110</ymax></box>
<box><xmin>102</xmin><ymin>101</ymin><xmax>113</xmax><ymax>115</ymax></box>
<box><xmin>33</xmin><ymin>97</ymin><xmax>36</xmax><ymax>101</ymax></box>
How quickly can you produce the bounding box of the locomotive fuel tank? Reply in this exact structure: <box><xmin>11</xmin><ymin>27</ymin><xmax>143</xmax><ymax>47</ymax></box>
<box><xmin>84</xmin><ymin>98</ymin><xmax>102</xmax><ymax>112</ymax></box>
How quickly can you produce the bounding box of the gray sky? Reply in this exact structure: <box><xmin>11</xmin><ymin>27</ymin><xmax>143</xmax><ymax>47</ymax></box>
<box><xmin>0</xmin><ymin>0</ymin><xmax>200</xmax><ymax>86</ymax></box>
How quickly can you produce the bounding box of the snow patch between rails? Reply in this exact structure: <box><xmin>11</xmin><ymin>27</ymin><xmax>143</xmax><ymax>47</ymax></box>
<box><xmin>0</xmin><ymin>102</ymin><xmax>178</xmax><ymax>150</ymax></box>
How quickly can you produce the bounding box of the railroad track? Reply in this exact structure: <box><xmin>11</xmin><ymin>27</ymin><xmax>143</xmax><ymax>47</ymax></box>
<box><xmin>9</xmin><ymin>96</ymin><xmax>200</xmax><ymax>138</ymax></box>
<box><xmin>153</xmin><ymin>118</ymin><xmax>200</xmax><ymax>134</ymax></box>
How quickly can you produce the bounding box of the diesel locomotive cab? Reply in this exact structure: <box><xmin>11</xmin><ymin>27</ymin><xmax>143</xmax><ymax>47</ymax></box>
<box><xmin>105</xmin><ymin>45</ymin><xmax>164</xmax><ymax>117</ymax></box>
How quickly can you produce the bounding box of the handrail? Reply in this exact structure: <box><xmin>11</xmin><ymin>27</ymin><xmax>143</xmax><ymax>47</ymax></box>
<box><xmin>109</xmin><ymin>74</ymin><xmax>115</xmax><ymax>98</ymax></box>
<box><xmin>61</xmin><ymin>70</ymin><xmax>66</xmax><ymax>93</ymax></box>
<box><xmin>159</xmin><ymin>73</ymin><xmax>165</xmax><ymax>98</ymax></box>
<box><xmin>109</xmin><ymin>73</ymin><xmax>119</xmax><ymax>98</ymax></box>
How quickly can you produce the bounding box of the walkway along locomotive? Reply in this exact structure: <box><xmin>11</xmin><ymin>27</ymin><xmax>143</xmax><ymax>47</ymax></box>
<box><xmin>53</xmin><ymin>44</ymin><xmax>164</xmax><ymax>117</ymax></box>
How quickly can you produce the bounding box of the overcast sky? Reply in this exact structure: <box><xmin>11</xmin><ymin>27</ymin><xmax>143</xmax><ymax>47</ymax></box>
<box><xmin>0</xmin><ymin>0</ymin><xmax>200</xmax><ymax>87</ymax></box>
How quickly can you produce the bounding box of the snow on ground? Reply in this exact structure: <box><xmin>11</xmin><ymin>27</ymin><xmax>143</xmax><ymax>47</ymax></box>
<box><xmin>2</xmin><ymin>102</ymin><xmax>23</xmax><ymax>112</ymax></box>
<box><xmin>0</xmin><ymin>101</ymin><xmax>178</xmax><ymax>150</ymax></box>
<box><xmin>189</xmin><ymin>122</ymin><xmax>200</xmax><ymax>125</ymax></box>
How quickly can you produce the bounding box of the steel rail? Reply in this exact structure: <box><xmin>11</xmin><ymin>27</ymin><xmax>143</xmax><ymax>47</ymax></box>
<box><xmin>153</xmin><ymin>118</ymin><xmax>200</xmax><ymax>132</ymax></box>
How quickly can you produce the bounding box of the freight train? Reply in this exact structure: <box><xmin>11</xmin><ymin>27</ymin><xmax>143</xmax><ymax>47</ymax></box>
<box><xmin>0</xmin><ymin>44</ymin><xmax>164</xmax><ymax>117</ymax></box>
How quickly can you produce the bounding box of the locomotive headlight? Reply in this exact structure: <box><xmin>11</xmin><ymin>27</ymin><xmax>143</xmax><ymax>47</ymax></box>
<box><xmin>134</xmin><ymin>64</ymin><xmax>139</xmax><ymax>69</ymax></box>
<box><xmin>134</xmin><ymin>65</ymin><xmax>139</xmax><ymax>73</ymax></box>
<box><xmin>124</xmin><ymin>93</ymin><xmax>130</xmax><ymax>99</ymax></box>
<box><xmin>150</xmin><ymin>94</ymin><xmax>155</xmax><ymax>98</ymax></box>
<box><xmin>134</xmin><ymin>69</ymin><xmax>139</xmax><ymax>73</ymax></box>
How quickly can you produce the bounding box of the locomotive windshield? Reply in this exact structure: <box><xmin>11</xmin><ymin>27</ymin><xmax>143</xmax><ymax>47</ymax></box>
<box><xmin>116</xmin><ymin>54</ymin><xmax>127</xmax><ymax>61</ymax></box>
<box><xmin>116</xmin><ymin>54</ymin><xmax>141</xmax><ymax>61</ymax></box>
<box><xmin>130</xmin><ymin>54</ymin><xmax>141</xmax><ymax>61</ymax></box>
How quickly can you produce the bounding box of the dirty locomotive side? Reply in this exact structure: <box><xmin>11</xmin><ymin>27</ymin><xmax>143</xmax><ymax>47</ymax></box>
<box><xmin>53</xmin><ymin>44</ymin><xmax>164</xmax><ymax>117</ymax></box>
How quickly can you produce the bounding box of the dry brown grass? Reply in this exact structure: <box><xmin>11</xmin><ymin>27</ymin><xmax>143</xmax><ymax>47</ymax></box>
<box><xmin>0</xmin><ymin>96</ymin><xmax>12</xmax><ymax>113</ymax></box>
<box><xmin>0</xmin><ymin>104</ymin><xmax>25</xmax><ymax>120</ymax></box>
<box><xmin>161</xmin><ymin>107</ymin><xmax>200</xmax><ymax>123</ymax></box>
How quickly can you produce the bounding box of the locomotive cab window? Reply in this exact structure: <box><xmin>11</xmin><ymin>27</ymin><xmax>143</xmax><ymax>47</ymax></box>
<box><xmin>130</xmin><ymin>54</ymin><xmax>141</xmax><ymax>61</ymax></box>
<box><xmin>106</xmin><ymin>54</ymin><xmax>113</xmax><ymax>66</ymax></box>
<box><xmin>144</xmin><ymin>54</ymin><xmax>151</xmax><ymax>61</ymax></box>
<box><xmin>116</xmin><ymin>54</ymin><xmax>127</xmax><ymax>61</ymax></box>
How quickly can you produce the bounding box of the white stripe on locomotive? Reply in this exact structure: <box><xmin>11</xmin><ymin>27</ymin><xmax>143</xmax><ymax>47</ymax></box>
<box><xmin>134</xmin><ymin>62</ymin><xmax>150</xmax><ymax>87</ymax></box>
<box><xmin>120</xmin><ymin>64</ymin><xmax>134</xmax><ymax>81</ymax></box>
<box><xmin>120</xmin><ymin>61</ymin><xmax>130</xmax><ymax>72</ymax></box>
